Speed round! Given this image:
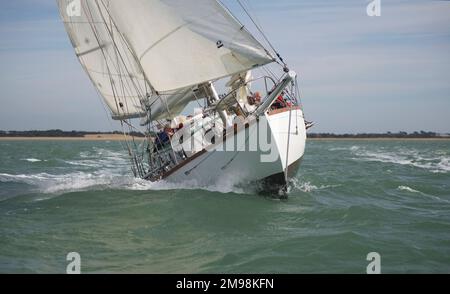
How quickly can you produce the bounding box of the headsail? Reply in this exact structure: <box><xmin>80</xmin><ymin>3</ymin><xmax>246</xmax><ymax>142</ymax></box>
<box><xmin>107</xmin><ymin>0</ymin><xmax>275</xmax><ymax>92</ymax></box>
<box><xmin>57</xmin><ymin>0</ymin><xmax>148</xmax><ymax>120</ymax></box>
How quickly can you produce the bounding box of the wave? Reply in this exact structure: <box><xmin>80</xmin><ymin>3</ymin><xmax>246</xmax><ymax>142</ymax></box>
<box><xmin>397</xmin><ymin>185</ymin><xmax>421</xmax><ymax>193</ymax></box>
<box><xmin>1</xmin><ymin>143</ymin><xmax>255</xmax><ymax>197</ymax></box>
<box><xmin>350</xmin><ymin>147</ymin><xmax>450</xmax><ymax>173</ymax></box>
<box><xmin>288</xmin><ymin>178</ymin><xmax>340</xmax><ymax>193</ymax></box>
<box><xmin>396</xmin><ymin>185</ymin><xmax>450</xmax><ymax>203</ymax></box>
<box><xmin>64</xmin><ymin>160</ymin><xmax>103</xmax><ymax>168</ymax></box>
<box><xmin>437</xmin><ymin>157</ymin><xmax>450</xmax><ymax>172</ymax></box>
<box><xmin>327</xmin><ymin>144</ymin><xmax>450</xmax><ymax>173</ymax></box>
<box><xmin>0</xmin><ymin>169</ymin><xmax>249</xmax><ymax>198</ymax></box>
<box><xmin>328</xmin><ymin>145</ymin><xmax>360</xmax><ymax>152</ymax></box>
<box><xmin>130</xmin><ymin>177</ymin><xmax>247</xmax><ymax>195</ymax></box>
<box><xmin>298</xmin><ymin>181</ymin><xmax>318</xmax><ymax>193</ymax></box>
<box><xmin>21</xmin><ymin>158</ymin><xmax>43</xmax><ymax>163</ymax></box>
<box><xmin>63</xmin><ymin>148</ymin><xmax>131</xmax><ymax>169</ymax></box>
<box><xmin>0</xmin><ymin>171</ymin><xmax>131</xmax><ymax>193</ymax></box>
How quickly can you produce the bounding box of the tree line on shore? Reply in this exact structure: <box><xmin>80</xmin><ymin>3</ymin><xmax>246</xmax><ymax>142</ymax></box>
<box><xmin>308</xmin><ymin>131</ymin><xmax>447</xmax><ymax>138</ymax></box>
<box><xmin>0</xmin><ymin>129</ymin><xmax>145</xmax><ymax>137</ymax></box>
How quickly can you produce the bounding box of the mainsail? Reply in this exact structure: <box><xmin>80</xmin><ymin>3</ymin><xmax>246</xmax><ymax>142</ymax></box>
<box><xmin>58</xmin><ymin>0</ymin><xmax>274</xmax><ymax>121</ymax></box>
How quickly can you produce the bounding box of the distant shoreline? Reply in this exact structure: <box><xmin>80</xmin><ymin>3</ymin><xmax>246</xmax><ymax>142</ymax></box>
<box><xmin>307</xmin><ymin>137</ymin><xmax>450</xmax><ymax>141</ymax></box>
<box><xmin>1</xmin><ymin>135</ymin><xmax>449</xmax><ymax>141</ymax></box>
<box><xmin>0</xmin><ymin>134</ymin><xmax>145</xmax><ymax>141</ymax></box>
<box><xmin>1</xmin><ymin>130</ymin><xmax>449</xmax><ymax>141</ymax></box>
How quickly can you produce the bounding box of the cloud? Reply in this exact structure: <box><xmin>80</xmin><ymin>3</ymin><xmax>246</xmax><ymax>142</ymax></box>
<box><xmin>237</xmin><ymin>0</ymin><xmax>450</xmax><ymax>132</ymax></box>
<box><xmin>0</xmin><ymin>0</ymin><xmax>449</xmax><ymax>132</ymax></box>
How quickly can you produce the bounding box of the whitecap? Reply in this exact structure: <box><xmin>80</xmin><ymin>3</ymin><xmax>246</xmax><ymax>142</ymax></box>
<box><xmin>299</xmin><ymin>181</ymin><xmax>318</xmax><ymax>192</ymax></box>
<box><xmin>64</xmin><ymin>160</ymin><xmax>101</xmax><ymax>168</ymax></box>
<box><xmin>397</xmin><ymin>185</ymin><xmax>420</xmax><ymax>193</ymax></box>
<box><xmin>397</xmin><ymin>185</ymin><xmax>450</xmax><ymax>204</ymax></box>
<box><xmin>1</xmin><ymin>168</ymin><xmax>248</xmax><ymax>197</ymax></box>
<box><xmin>22</xmin><ymin>158</ymin><xmax>42</xmax><ymax>163</ymax></box>
<box><xmin>289</xmin><ymin>177</ymin><xmax>341</xmax><ymax>193</ymax></box>
<box><xmin>350</xmin><ymin>146</ymin><xmax>360</xmax><ymax>152</ymax></box>
<box><xmin>0</xmin><ymin>172</ymin><xmax>50</xmax><ymax>184</ymax></box>
<box><xmin>0</xmin><ymin>170</ymin><xmax>130</xmax><ymax>194</ymax></box>
<box><xmin>436</xmin><ymin>157</ymin><xmax>450</xmax><ymax>172</ymax></box>
<box><xmin>129</xmin><ymin>176</ymin><xmax>247</xmax><ymax>195</ymax></box>
<box><xmin>328</xmin><ymin>146</ymin><xmax>360</xmax><ymax>152</ymax></box>
<box><xmin>328</xmin><ymin>147</ymin><xmax>348</xmax><ymax>151</ymax></box>
<box><xmin>351</xmin><ymin>147</ymin><xmax>449</xmax><ymax>173</ymax></box>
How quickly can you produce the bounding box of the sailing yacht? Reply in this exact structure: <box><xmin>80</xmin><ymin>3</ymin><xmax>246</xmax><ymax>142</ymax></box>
<box><xmin>57</xmin><ymin>0</ymin><xmax>307</xmax><ymax>194</ymax></box>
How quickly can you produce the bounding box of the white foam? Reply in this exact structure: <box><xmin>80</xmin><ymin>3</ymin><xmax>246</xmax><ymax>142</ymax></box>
<box><xmin>328</xmin><ymin>147</ymin><xmax>348</xmax><ymax>151</ymax></box>
<box><xmin>0</xmin><ymin>170</ymin><xmax>130</xmax><ymax>193</ymax></box>
<box><xmin>129</xmin><ymin>176</ymin><xmax>246</xmax><ymax>195</ymax></box>
<box><xmin>0</xmin><ymin>172</ymin><xmax>50</xmax><ymax>183</ymax></box>
<box><xmin>43</xmin><ymin>173</ymin><xmax>126</xmax><ymax>194</ymax></box>
<box><xmin>3</xmin><ymin>147</ymin><xmax>162</xmax><ymax>196</ymax></box>
<box><xmin>351</xmin><ymin>147</ymin><xmax>450</xmax><ymax>173</ymax></box>
<box><xmin>63</xmin><ymin>148</ymin><xmax>130</xmax><ymax>169</ymax></box>
<box><xmin>397</xmin><ymin>185</ymin><xmax>420</xmax><ymax>193</ymax></box>
<box><xmin>22</xmin><ymin>158</ymin><xmax>42</xmax><ymax>163</ymax></box>
<box><xmin>328</xmin><ymin>146</ymin><xmax>360</xmax><ymax>152</ymax></box>
<box><xmin>299</xmin><ymin>181</ymin><xmax>318</xmax><ymax>192</ymax></box>
<box><xmin>350</xmin><ymin>146</ymin><xmax>360</xmax><ymax>152</ymax></box>
<box><xmin>0</xmin><ymin>167</ymin><xmax>249</xmax><ymax>197</ymax></box>
<box><xmin>397</xmin><ymin>185</ymin><xmax>450</xmax><ymax>204</ymax></box>
<box><xmin>64</xmin><ymin>160</ymin><xmax>102</xmax><ymax>168</ymax></box>
<box><xmin>288</xmin><ymin>178</ymin><xmax>339</xmax><ymax>193</ymax></box>
<box><xmin>436</xmin><ymin>157</ymin><xmax>450</xmax><ymax>172</ymax></box>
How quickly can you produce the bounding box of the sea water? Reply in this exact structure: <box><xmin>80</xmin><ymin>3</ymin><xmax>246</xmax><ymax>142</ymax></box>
<box><xmin>0</xmin><ymin>139</ymin><xmax>449</xmax><ymax>273</ymax></box>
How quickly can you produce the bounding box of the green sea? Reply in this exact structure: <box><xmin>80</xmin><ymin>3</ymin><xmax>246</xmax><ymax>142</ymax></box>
<box><xmin>0</xmin><ymin>139</ymin><xmax>449</xmax><ymax>273</ymax></box>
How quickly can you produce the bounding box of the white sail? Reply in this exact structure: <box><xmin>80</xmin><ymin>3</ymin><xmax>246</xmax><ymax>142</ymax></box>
<box><xmin>58</xmin><ymin>0</ymin><xmax>274</xmax><ymax>121</ymax></box>
<box><xmin>57</xmin><ymin>0</ymin><xmax>148</xmax><ymax>120</ymax></box>
<box><xmin>107</xmin><ymin>0</ymin><xmax>274</xmax><ymax>92</ymax></box>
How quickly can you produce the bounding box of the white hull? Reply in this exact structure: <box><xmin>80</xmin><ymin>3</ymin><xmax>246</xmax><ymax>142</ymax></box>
<box><xmin>163</xmin><ymin>107</ymin><xmax>306</xmax><ymax>189</ymax></box>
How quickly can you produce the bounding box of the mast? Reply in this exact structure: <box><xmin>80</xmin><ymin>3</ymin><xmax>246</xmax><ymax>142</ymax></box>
<box><xmin>206</xmin><ymin>82</ymin><xmax>231</xmax><ymax>128</ymax></box>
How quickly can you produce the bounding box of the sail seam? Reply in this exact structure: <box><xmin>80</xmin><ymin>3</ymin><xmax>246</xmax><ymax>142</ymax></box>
<box><xmin>138</xmin><ymin>25</ymin><xmax>185</xmax><ymax>62</ymax></box>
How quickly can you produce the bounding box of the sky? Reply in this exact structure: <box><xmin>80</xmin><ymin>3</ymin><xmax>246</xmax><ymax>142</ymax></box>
<box><xmin>0</xmin><ymin>0</ymin><xmax>449</xmax><ymax>133</ymax></box>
